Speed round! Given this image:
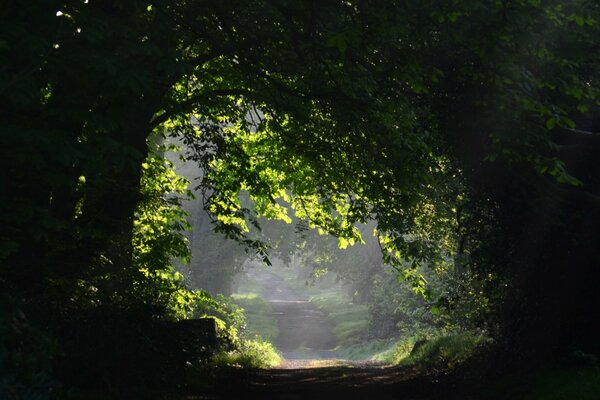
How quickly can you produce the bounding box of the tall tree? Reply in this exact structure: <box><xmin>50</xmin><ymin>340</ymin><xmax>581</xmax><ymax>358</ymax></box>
<box><xmin>2</xmin><ymin>3</ymin><xmax>600</xmax><ymax>391</ymax></box>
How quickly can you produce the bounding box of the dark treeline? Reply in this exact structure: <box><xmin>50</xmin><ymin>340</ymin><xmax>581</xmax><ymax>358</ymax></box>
<box><xmin>1</xmin><ymin>1</ymin><xmax>600</xmax><ymax>398</ymax></box>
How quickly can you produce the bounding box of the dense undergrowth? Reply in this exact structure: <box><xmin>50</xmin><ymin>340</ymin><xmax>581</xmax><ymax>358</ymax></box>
<box><xmin>383</xmin><ymin>332</ymin><xmax>491</xmax><ymax>367</ymax></box>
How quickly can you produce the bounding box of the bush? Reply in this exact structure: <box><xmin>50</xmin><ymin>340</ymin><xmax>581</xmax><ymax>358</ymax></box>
<box><xmin>383</xmin><ymin>332</ymin><xmax>490</xmax><ymax>368</ymax></box>
<box><xmin>192</xmin><ymin>293</ymin><xmax>247</xmax><ymax>348</ymax></box>
<box><xmin>193</xmin><ymin>293</ymin><xmax>282</xmax><ymax>369</ymax></box>
<box><xmin>212</xmin><ymin>339</ymin><xmax>281</xmax><ymax>369</ymax></box>
<box><xmin>399</xmin><ymin>333</ymin><xmax>490</xmax><ymax>368</ymax></box>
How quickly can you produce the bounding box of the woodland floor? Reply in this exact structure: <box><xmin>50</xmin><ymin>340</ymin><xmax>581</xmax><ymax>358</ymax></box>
<box><xmin>181</xmin><ymin>363</ymin><xmax>481</xmax><ymax>400</ymax></box>
<box><xmin>181</xmin><ymin>273</ymin><xmax>484</xmax><ymax>400</ymax></box>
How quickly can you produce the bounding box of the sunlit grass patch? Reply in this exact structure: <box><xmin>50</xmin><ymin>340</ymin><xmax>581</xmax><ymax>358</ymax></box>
<box><xmin>403</xmin><ymin>333</ymin><xmax>490</xmax><ymax>368</ymax></box>
<box><xmin>231</xmin><ymin>292</ymin><xmax>279</xmax><ymax>341</ymax></box>
<box><xmin>340</xmin><ymin>338</ymin><xmax>399</xmax><ymax>361</ymax></box>
<box><xmin>212</xmin><ymin>338</ymin><xmax>282</xmax><ymax>369</ymax></box>
<box><xmin>383</xmin><ymin>332</ymin><xmax>491</xmax><ymax>368</ymax></box>
<box><xmin>381</xmin><ymin>335</ymin><xmax>423</xmax><ymax>364</ymax></box>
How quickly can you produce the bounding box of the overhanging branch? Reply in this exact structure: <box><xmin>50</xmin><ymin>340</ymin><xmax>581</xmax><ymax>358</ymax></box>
<box><xmin>149</xmin><ymin>88</ymin><xmax>258</xmax><ymax>130</ymax></box>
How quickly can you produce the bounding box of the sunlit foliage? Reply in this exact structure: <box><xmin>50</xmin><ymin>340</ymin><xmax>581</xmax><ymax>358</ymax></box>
<box><xmin>2</xmin><ymin>0</ymin><xmax>599</xmax><ymax>396</ymax></box>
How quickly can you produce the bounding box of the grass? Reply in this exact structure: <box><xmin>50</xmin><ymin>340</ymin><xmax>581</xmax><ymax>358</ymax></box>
<box><xmin>381</xmin><ymin>332</ymin><xmax>491</xmax><ymax>368</ymax></box>
<box><xmin>340</xmin><ymin>338</ymin><xmax>400</xmax><ymax>361</ymax></box>
<box><xmin>223</xmin><ymin>287</ymin><xmax>281</xmax><ymax>368</ymax></box>
<box><xmin>212</xmin><ymin>338</ymin><xmax>282</xmax><ymax>369</ymax></box>
<box><xmin>231</xmin><ymin>292</ymin><xmax>279</xmax><ymax>341</ymax></box>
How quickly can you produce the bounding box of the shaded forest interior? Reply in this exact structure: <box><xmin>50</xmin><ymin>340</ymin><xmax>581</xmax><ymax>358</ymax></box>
<box><xmin>2</xmin><ymin>1</ymin><xmax>600</xmax><ymax>399</ymax></box>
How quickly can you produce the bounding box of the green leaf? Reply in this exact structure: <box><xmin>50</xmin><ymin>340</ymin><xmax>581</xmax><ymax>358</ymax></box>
<box><xmin>563</xmin><ymin>117</ymin><xmax>576</xmax><ymax>129</ymax></box>
<box><xmin>448</xmin><ymin>11</ymin><xmax>461</xmax><ymax>23</ymax></box>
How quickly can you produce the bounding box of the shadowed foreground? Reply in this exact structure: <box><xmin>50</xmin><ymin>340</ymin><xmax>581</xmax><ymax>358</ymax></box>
<box><xmin>181</xmin><ymin>364</ymin><xmax>482</xmax><ymax>400</ymax></box>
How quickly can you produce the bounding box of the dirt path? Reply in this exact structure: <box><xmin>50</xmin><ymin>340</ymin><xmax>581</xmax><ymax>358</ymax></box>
<box><xmin>183</xmin><ymin>364</ymin><xmax>477</xmax><ymax>400</ymax></box>
<box><xmin>181</xmin><ymin>270</ymin><xmax>479</xmax><ymax>400</ymax></box>
<box><xmin>249</xmin><ymin>270</ymin><xmax>338</xmax><ymax>360</ymax></box>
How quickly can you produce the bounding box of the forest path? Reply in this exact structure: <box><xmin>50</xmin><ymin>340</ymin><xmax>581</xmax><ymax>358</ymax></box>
<box><xmin>183</xmin><ymin>364</ymin><xmax>474</xmax><ymax>400</ymax></box>
<box><xmin>249</xmin><ymin>269</ymin><xmax>339</xmax><ymax>361</ymax></box>
<box><xmin>185</xmin><ymin>271</ymin><xmax>475</xmax><ymax>399</ymax></box>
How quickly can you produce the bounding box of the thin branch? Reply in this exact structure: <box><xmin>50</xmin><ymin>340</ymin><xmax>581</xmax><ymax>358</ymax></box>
<box><xmin>561</xmin><ymin>127</ymin><xmax>600</xmax><ymax>136</ymax></box>
<box><xmin>149</xmin><ymin>88</ymin><xmax>258</xmax><ymax>129</ymax></box>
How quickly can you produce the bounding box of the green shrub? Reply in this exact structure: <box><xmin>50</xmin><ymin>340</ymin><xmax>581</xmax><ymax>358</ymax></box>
<box><xmin>212</xmin><ymin>339</ymin><xmax>281</xmax><ymax>369</ymax></box>
<box><xmin>382</xmin><ymin>336</ymin><xmax>421</xmax><ymax>364</ymax></box>
<box><xmin>194</xmin><ymin>292</ymin><xmax>282</xmax><ymax>369</ymax></box>
<box><xmin>383</xmin><ymin>332</ymin><xmax>490</xmax><ymax>368</ymax></box>
<box><xmin>399</xmin><ymin>333</ymin><xmax>490</xmax><ymax>368</ymax></box>
<box><xmin>192</xmin><ymin>293</ymin><xmax>246</xmax><ymax>349</ymax></box>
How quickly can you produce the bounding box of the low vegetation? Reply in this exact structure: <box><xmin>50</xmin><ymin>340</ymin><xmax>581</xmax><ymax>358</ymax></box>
<box><xmin>212</xmin><ymin>339</ymin><xmax>281</xmax><ymax>369</ymax></box>
<box><xmin>384</xmin><ymin>332</ymin><xmax>491</xmax><ymax>368</ymax></box>
<box><xmin>231</xmin><ymin>293</ymin><xmax>279</xmax><ymax>341</ymax></box>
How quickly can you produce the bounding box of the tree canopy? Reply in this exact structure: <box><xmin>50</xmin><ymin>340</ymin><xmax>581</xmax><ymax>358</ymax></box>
<box><xmin>2</xmin><ymin>0</ymin><xmax>600</xmax><ymax>397</ymax></box>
